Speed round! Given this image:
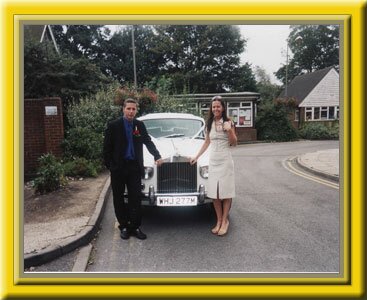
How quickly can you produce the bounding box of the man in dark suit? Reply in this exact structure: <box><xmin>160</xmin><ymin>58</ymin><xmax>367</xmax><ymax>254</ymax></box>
<box><xmin>103</xmin><ymin>98</ymin><xmax>163</xmax><ymax>240</ymax></box>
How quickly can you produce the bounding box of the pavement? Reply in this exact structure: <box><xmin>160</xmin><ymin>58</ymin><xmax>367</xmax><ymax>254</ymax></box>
<box><xmin>23</xmin><ymin>148</ymin><xmax>339</xmax><ymax>270</ymax></box>
<box><xmin>296</xmin><ymin>148</ymin><xmax>339</xmax><ymax>182</ymax></box>
<box><xmin>24</xmin><ymin>176</ymin><xmax>112</xmax><ymax>269</ymax></box>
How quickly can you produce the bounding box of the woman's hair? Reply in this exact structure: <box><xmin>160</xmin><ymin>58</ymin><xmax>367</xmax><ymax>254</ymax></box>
<box><xmin>206</xmin><ymin>95</ymin><xmax>230</xmax><ymax>133</ymax></box>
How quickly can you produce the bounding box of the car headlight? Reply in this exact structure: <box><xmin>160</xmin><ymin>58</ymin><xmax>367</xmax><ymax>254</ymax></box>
<box><xmin>200</xmin><ymin>165</ymin><xmax>209</xmax><ymax>179</ymax></box>
<box><xmin>144</xmin><ymin>167</ymin><xmax>154</xmax><ymax>180</ymax></box>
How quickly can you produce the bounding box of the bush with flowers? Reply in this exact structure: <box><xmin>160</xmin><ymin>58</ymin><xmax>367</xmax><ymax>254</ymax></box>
<box><xmin>114</xmin><ymin>86</ymin><xmax>158</xmax><ymax>115</ymax></box>
<box><xmin>114</xmin><ymin>86</ymin><xmax>139</xmax><ymax>106</ymax></box>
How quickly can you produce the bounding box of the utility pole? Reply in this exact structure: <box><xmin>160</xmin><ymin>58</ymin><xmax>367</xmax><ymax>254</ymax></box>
<box><xmin>285</xmin><ymin>35</ymin><xmax>303</xmax><ymax>97</ymax></box>
<box><xmin>131</xmin><ymin>25</ymin><xmax>137</xmax><ymax>89</ymax></box>
<box><xmin>285</xmin><ymin>39</ymin><xmax>289</xmax><ymax>97</ymax></box>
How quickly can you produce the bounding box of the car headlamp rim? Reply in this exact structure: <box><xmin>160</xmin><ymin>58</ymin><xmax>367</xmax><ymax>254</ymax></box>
<box><xmin>144</xmin><ymin>166</ymin><xmax>154</xmax><ymax>179</ymax></box>
<box><xmin>199</xmin><ymin>165</ymin><xmax>209</xmax><ymax>179</ymax></box>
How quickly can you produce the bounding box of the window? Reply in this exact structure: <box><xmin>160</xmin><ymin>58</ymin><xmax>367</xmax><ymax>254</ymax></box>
<box><xmin>199</xmin><ymin>101</ymin><xmax>254</xmax><ymax>127</ymax></box>
<box><xmin>305</xmin><ymin>108</ymin><xmax>313</xmax><ymax>120</ymax></box>
<box><xmin>186</xmin><ymin>102</ymin><xmax>198</xmax><ymax>114</ymax></box>
<box><xmin>321</xmin><ymin>107</ymin><xmax>328</xmax><ymax>119</ymax></box>
<box><xmin>228</xmin><ymin>102</ymin><xmax>253</xmax><ymax>127</ymax></box>
<box><xmin>143</xmin><ymin>118</ymin><xmax>204</xmax><ymax>139</ymax></box>
<box><xmin>295</xmin><ymin>108</ymin><xmax>300</xmax><ymax>121</ymax></box>
<box><xmin>314</xmin><ymin>107</ymin><xmax>320</xmax><ymax>119</ymax></box>
<box><xmin>305</xmin><ymin>106</ymin><xmax>340</xmax><ymax>121</ymax></box>
<box><xmin>200</xmin><ymin>102</ymin><xmax>210</xmax><ymax>119</ymax></box>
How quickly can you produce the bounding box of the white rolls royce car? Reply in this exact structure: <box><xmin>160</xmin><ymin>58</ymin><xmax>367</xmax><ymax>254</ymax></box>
<box><xmin>138</xmin><ymin>113</ymin><xmax>210</xmax><ymax>207</ymax></box>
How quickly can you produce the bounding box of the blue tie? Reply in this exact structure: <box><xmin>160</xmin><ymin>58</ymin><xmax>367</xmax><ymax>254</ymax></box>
<box><xmin>124</xmin><ymin>118</ymin><xmax>135</xmax><ymax>160</ymax></box>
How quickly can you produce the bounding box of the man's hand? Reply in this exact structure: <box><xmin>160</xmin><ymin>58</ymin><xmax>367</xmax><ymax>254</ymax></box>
<box><xmin>155</xmin><ymin>158</ymin><xmax>163</xmax><ymax>166</ymax></box>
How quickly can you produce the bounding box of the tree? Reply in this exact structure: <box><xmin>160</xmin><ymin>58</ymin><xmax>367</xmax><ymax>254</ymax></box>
<box><xmin>152</xmin><ymin>25</ymin><xmax>252</xmax><ymax>93</ymax></box>
<box><xmin>50</xmin><ymin>25</ymin><xmax>257</xmax><ymax>95</ymax></box>
<box><xmin>256</xmin><ymin>101</ymin><xmax>298</xmax><ymax>142</ymax></box>
<box><xmin>227</xmin><ymin>63</ymin><xmax>258</xmax><ymax>92</ymax></box>
<box><xmin>275</xmin><ymin>25</ymin><xmax>339</xmax><ymax>84</ymax></box>
<box><xmin>52</xmin><ymin>25</ymin><xmax>110</xmax><ymax>61</ymax></box>
<box><xmin>24</xmin><ymin>38</ymin><xmax>110</xmax><ymax>107</ymax></box>
<box><xmin>254</xmin><ymin>66</ymin><xmax>282</xmax><ymax>104</ymax></box>
<box><xmin>146</xmin><ymin>76</ymin><xmax>192</xmax><ymax>113</ymax></box>
<box><xmin>99</xmin><ymin>25</ymin><xmax>162</xmax><ymax>86</ymax></box>
<box><xmin>274</xmin><ymin>59</ymin><xmax>302</xmax><ymax>88</ymax></box>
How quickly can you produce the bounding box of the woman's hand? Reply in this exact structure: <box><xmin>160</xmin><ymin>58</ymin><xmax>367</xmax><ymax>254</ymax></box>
<box><xmin>190</xmin><ymin>157</ymin><xmax>197</xmax><ymax>165</ymax></box>
<box><xmin>223</xmin><ymin>121</ymin><xmax>231</xmax><ymax>132</ymax></box>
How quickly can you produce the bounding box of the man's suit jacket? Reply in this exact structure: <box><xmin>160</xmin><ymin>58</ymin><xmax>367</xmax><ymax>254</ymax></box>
<box><xmin>103</xmin><ymin>116</ymin><xmax>161</xmax><ymax>175</ymax></box>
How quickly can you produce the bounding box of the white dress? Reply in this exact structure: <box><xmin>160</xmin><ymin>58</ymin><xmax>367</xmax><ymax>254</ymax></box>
<box><xmin>207</xmin><ymin>119</ymin><xmax>235</xmax><ymax>199</ymax></box>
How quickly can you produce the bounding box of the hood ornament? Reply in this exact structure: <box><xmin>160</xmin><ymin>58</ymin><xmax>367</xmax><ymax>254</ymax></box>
<box><xmin>170</xmin><ymin>139</ymin><xmax>181</xmax><ymax>162</ymax></box>
<box><xmin>170</xmin><ymin>139</ymin><xmax>179</xmax><ymax>154</ymax></box>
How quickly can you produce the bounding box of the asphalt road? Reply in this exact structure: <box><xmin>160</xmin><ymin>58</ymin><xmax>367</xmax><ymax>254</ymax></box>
<box><xmin>87</xmin><ymin>140</ymin><xmax>340</xmax><ymax>273</ymax></box>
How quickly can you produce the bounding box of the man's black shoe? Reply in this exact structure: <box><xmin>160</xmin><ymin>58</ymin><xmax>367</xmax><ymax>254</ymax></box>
<box><xmin>120</xmin><ymin>228</ymin><xmax>130</xmax><ymax>240</ymax></box>
<box><xmin>131</xmin><ymin>228</ymin><xmax>147</xmax><ymax>240</ymax></box>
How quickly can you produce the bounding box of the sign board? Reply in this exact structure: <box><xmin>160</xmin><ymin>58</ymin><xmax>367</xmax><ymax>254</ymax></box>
<box><xmin>45</xmin><ymin>106</ymin><xmax>58</xmax><ymax>116</ymax></box>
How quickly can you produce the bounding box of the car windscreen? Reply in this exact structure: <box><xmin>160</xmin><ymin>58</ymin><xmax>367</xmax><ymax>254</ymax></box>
<box><xmin>142</xmin><ymin>118</ymin><xmax>204</xmax><ymax>138</ymax></box>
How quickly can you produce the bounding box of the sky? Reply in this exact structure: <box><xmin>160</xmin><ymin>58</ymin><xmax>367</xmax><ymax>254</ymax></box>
<box><xmin>239</xmin><ymin>25</ymin><xmax>290</xmax><ymax>85</ymax></box>
<box><xmin>107</xmin><ymin>24</ymin><xmax>290</xmax><ymax>85</ymax></box>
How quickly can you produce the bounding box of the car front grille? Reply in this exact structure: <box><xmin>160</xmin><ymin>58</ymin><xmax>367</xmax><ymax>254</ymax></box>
<box><xmin>157</xmin><ymin>162</ymin><xmax>197</xmax><ymax>193</ymax></box>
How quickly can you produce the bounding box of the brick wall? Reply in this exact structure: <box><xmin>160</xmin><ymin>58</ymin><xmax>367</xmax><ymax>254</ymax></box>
<box><xmin>236</xmin><ymin>128</ymin><xmax>257</xmax><ymax>142</ymax></box>
<box><xmin>24</xmin><ymin>97</ymin><xmax>64</xmax><ymax>177</ymax></box>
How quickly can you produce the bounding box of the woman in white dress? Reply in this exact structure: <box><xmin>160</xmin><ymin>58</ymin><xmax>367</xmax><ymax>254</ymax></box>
<box><xmin>190</xmin><ymin>95</ymin><xmax>237</xmax><ymax>236</ymax></box>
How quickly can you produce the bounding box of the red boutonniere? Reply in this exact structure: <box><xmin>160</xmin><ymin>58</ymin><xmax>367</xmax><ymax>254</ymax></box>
<box><xmin>133</xmin><ymin>126</ymin><xmax>141</xmax><ymax>137</ymax></box>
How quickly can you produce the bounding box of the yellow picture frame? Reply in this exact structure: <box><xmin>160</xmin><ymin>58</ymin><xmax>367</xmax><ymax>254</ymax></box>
<box><xmin>1</xmin><ymin>0</ymin><xmax>365</xmax><ymax>298</ymax></box>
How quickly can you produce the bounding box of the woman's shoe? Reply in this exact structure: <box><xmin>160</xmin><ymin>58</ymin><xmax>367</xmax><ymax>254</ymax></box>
<box><xmin>211</xmin><ymin>222</ymin><xmax>221</xmax><ymax>234</ymax></box>
<box><xmin>217</xmin><ymin>220</ymin><xmax>229</xmax><ymax>236</ymax></box>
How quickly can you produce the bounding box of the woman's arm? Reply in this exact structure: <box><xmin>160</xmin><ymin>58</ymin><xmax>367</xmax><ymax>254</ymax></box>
<box><xmin>227</xmin><ymin>127</ymin><xmax>237</xmax><ymax>146</ymax></box>
<box><xmin>190</xmin><ymin>134</ymin><xmax>210</xmax><ymax>165</ymax></box>
<box><xmin>224</xmin><ymin>121</ymin><xmax>237</xmax><ymax>146</ymax></box>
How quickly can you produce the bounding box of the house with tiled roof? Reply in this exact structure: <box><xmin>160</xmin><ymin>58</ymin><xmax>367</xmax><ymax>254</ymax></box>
<box><xmin>278</xmin><ymin>67</ymin><xmax>339</xmax><ymax>128</ymax></box>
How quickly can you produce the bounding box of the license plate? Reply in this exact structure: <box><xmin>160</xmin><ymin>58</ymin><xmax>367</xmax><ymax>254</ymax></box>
<box><xmin>156</xmin><ymin>196</ymin><xmax>198</xmax><ymax>206</ymax></box>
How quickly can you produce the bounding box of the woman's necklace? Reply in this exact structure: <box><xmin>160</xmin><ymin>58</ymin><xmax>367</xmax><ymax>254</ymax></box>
<box><xmin>214</xmin><ymin>118</ymin><xmax>223</xmax><ymax>132</ymax></box>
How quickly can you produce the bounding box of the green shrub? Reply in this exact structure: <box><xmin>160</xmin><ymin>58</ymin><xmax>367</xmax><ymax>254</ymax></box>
<box><xmin>256</xmin><ymin>102</ymin><xmax>298</xmax><ymax>142</ymax></box>
<box><xmin>67</xmin><ymin>83</ymin><xmax>121</xmax><ymax>133</ymax></box>
<box><xmin>33</xmin><ymin>153</ymin><xmax>66</xmax><ymax>194</ymax></box>
<box><xmin>63</xmin><ymin>83</ymin><xmax>121</xmax><ymax>161</ymax></box>
<box><xmin>63</xmin><ymin>157</ymin><xmax>101</xmax><ymax>178</ymax></box>
<box><xmin>63</xmin><ymin>127</ymin><xmax>103</xmax><ymax>161</ymax></box>
<box><xmin>329</xmin><ymin>122</ymin><xmax>340</xmax><ymax>139</ymax></box>
<box><xmin>299</xmin><ymin>122</ymin><xmax>339</xmax><ymax>140</ymax></box>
